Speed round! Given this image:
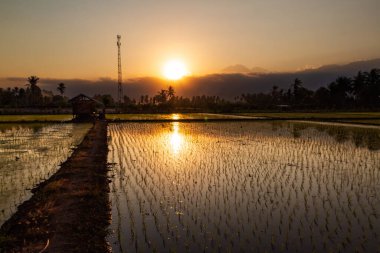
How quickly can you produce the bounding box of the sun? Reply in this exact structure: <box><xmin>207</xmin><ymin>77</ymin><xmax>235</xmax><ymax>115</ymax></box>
<box><xmin>163</xmin><ymin>59</ymin><xmax>189</xmax><ymax>80</ymax></box>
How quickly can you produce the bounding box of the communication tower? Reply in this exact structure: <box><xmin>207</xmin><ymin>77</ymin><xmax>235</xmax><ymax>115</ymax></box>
<box><xmin>117</xmin><ymin>35</ymin><xmax>123</xmax><ymax>105</ymax></box>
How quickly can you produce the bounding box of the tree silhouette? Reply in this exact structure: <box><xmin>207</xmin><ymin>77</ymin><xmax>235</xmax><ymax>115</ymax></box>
<box><xmin>168</xmin><ymin>86</ymin><xmax>175</xmax><ymax>100</ymax></box>
<box><xmin>366</xmin><ymin>69</ymin><xmax>380</xmax><ymax>107</ymax></box>
<box><xmin>313</xmin><ymin>87</ymin><xmax>330</xmax><ymax>108</ymax></box>
<box><xmin>271</xmin><ymin>86</ymin><xmax>280</xmax><ymax>104</ymax></box>
<box><xmin>1</xmin><ymin>69</ymin><xmax>380</xmax><ymax>111</ymax></box>
<box><xmin>26</xmin><ymin>76</ymin><xmax>42</xmax><ymax>106</ymax></box>
<box><xmin>57</xmin><ymin>83</ymin><xmax>66</xmax><ymax>96</ymax></box>
<box><xmin>289</xmin><ymin>78</ymin><xmax>314</xmax><ymax>107</ymax></box>
<box><xmin>352</xmin><ymin>71</ymin><xmax>367</xmax><ymax>106</ymax></box>
<box><xmin>328</xmin><ymin>77</ymin><xmax>352</xmax><ymax>108</ymax></box>
<box><xmin>27</xmin><ymin>76</ymin><xmax>39</xmax><ymax>87</ymax></box>
<box><xmin>291</xmin><ymin>78</ymin><xmax>302</xmax><ymax>105</ymax></box>
<box><xmin>154</xmin><ymin>89</ymin><xmax>168</xmax><ymax>104</ymax></box>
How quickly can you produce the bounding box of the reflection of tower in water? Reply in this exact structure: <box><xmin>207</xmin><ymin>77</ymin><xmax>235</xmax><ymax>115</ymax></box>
<box><xmin>169</xmin><ymin>122</ymin><xmax>183</xmax><ymax>154</ymax></box>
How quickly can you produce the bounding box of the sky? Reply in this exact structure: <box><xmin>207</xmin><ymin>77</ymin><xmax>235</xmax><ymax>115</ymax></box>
<box><xmin>0</xmin><ymin>0</ymin><xmax>379</xmax><ymax>80</ymax></box>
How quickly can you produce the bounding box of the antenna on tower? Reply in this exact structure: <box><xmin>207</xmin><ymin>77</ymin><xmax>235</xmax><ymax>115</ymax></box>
<box><xmin>116</xmin><ymin>35</ymin><xmax>123</xmax><ymax>106</ymax></box>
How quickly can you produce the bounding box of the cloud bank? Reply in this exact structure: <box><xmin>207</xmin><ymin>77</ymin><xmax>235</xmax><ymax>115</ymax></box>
<box><xmin>1</xmin><ymin>59</ymin><xmax>379</xmax><ymax>100</ymax></box>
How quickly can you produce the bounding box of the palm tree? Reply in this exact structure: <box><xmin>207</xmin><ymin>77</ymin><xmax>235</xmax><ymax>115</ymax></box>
<box><xmin>168</xmin><ymin>86</ymin><xmax>175</xmax><ymax>99</ymax></box>
<box><xmin>158</xmin><ymin>89</ymin><xmax>168</xmax><ymax>103</ymax></box>
<box><xmin>27</xmin><ymin>76</ymin><xmax>39</xmax><ymax>87</ymax></box>
<box><xmin>27</xmin><ymin>76</ymin><xmax>40</xmax><ymax>95</ymax></box>
<box><xmin>26</xmin><ymin>76</ymin><xmax>41</xmax><ymax>106</ymax></box>
<box><xmin>57</xmin><ymin>83</ymin><xmax>66</xmax><ymax>96</ymax></box>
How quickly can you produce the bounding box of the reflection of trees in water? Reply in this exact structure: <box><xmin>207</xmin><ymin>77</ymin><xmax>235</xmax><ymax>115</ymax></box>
<box><xmin>327</xmin><ymin>128</ymin><xmax>350</xmax><ymax>143</ymax></box>
<box><xmin>284</xmin><ymin>122</ymin><xmax>380</xmax><ymax>151</ymax></box>
<box><xmin>292</xmin><ymin>126</ymin><xmax>301</xmax><ymax>138</ymax></box>
<box><xmin>326</xmin><ymin>127</ymin><xmax>380</xmax><ymax>151</ymax></box>
<box><xmin>0</xmin><ymin>124</ymin><xmax>45</xmax><ymax>134</ymax></box>
<box><xmin>362</xmin><ymin>131</ymin><xmax>380</xmax><ymax>150</ymax></box>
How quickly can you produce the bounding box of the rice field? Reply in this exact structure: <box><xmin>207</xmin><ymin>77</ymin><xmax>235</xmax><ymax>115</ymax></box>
<box><xmin>106</xmin><ymin>113</ymin><xmax>260</xmax><ymax>121</ymax></box>
<box><xmin>107</xmin><ymin>121</ymin><xmax>380</xmax><ymax>253</ymax></box>
<box><xmin>0</xmin><ymin>123</ymin><xmax>91</xmax><ymax>225</ymax></box>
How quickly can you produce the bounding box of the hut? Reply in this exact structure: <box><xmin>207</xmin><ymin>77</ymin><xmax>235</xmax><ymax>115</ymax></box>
<box><xmin>69</xmin><ymin>94</ymin><xmax>104</xmax><ymax>121</ymax></box>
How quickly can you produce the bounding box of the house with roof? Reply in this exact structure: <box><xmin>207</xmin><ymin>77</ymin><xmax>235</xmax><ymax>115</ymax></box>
<box><xmin>69</xmin><ymin>94</ymin><xmax>104</xmax><ymax>121</ymax></box>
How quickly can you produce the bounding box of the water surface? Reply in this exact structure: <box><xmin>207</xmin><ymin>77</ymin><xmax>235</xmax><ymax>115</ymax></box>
<box><xmin>108</xmin><ymin>121</ymin><xmax>380</xmax><ymax>253</ymax></box>
<box><xmin>0</xmin><ymin>123</ymin><xmax>91</xmax><ymax>225</ymax></box>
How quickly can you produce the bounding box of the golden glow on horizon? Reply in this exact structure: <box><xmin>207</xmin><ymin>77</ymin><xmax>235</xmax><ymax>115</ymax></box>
<box><xmin>163</xmin><ymin>59</ymin><xmax>189</xmax><ymax>80</ymax></box>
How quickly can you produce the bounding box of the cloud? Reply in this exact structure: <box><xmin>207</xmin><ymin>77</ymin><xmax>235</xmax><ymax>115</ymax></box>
<box><xmin>221</xmin><ymin>65</ymin><xmax>268</xmax><ymax>74</ymax></box>
<box><xmin>222</xmin><ymin>64</ymin><xmax>251</xmax><ymax>73</ymax></box>
<box><xmin>1</xmin><ymin>58</ymin><xmax>379</xmax><ymax>100</ymax></box>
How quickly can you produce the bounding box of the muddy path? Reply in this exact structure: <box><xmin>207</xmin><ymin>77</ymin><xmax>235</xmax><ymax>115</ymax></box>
<box><xmin>0</xmin><ymin>121</ymin><xmax>110</xmax><ymax>253</ymax></box>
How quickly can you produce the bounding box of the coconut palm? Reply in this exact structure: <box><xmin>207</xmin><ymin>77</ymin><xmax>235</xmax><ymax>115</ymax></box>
<box><xmin>26</xmin><ymin>76</ymin><xmax>42</xmax><ymax>106</ymax></box>
<box><xmin>168</xmin><ymin>86</ymin><xmax>175</xmax><ymax>100</ymax></box>
<box><xmin>27</xmin><ymin>75</ymin><xmax>39</xmax><ymax>87</ymax></box>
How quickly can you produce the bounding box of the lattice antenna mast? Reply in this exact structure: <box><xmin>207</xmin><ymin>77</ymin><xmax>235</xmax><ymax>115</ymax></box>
<box><xmin>117</xmin><ymin>35</ymin><xmax>123</xmax><ymax>105</ymax></box>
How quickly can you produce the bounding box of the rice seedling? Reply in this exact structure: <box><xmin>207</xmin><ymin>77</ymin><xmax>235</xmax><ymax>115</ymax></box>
<box><xmin>107</xmin><ymin>121</ymin><xmax>380</xmax><ymax>253</ymax></box>
<box><xmin>0</xmin><ymin>123</ymin><xmax>91</xmax><ymax>225</ymax></box>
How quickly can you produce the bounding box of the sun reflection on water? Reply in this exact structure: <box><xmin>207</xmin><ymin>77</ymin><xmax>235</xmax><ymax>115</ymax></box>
<box><xmin>171</xmin><ymin>113</ymin><xmax>180</xmax><ymax>120</ymax></box>
<box><xmin>169</xmin><ymin>122</ymin><xmax>183</xmax><ymax>155</ymax></box>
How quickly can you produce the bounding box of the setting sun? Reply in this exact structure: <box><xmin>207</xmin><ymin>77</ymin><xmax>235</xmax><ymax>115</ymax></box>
<box><xmin>163</xmin><ymin>59</ymin><xmax>189</xmax><ymax>80</ymax></box>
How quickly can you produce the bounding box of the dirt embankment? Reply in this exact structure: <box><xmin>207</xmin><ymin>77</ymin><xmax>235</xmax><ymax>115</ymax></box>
<box><xmin>0</xmin><ymin>121</ymin><xmax>110</xmax><ymax>253</ymax></box>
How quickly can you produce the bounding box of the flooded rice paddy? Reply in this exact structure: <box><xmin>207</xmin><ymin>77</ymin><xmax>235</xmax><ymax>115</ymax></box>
<box><xmin>108</xmin><ymin>121</ymin><xmax>380</xmax><ymax>253</ymax></box>
<box><xmin>0</xmin><ymin>123</ymin><xmax>91</xmax><ymax>225</ymax></box>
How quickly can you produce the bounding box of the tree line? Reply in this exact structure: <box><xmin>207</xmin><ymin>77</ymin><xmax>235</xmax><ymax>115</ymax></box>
<box><xmin>239</xmin><ymin>68</ymin><xmax>380</xmax><ymax>110</ymax></box>
<box><xmin>0</xmin><ymin>76</ymin><xmax>66</xmax><ymax>108</ymax></box>
<box><xmin>122</xmin><ymin>68</ymin><xmax>380</xmax><ymax>112</ymax></box>
<box><xmin>1</xmin><ymin>69</ymin><xmax>379</xmax><ymax>112</ymax></box>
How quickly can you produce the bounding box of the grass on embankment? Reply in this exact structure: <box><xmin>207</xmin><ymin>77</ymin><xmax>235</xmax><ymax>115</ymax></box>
<box><xmin>107</xmin><ymin>112</ymin><xmax>380</xmax><ymax>125</ymax></box>
<box><xmin>106</xmin><ymin>113</ymin><xmax>260</xmax><ymax>121</ymax></box>
<box><xmin>0</xmin><ymin>114</ymin><xmax>72</xmax><ymax>123</ymax></box>
<box><xmin>1</xmin><ymin>112</ymin><xmax>379</xmax><ymax>125</ymax></box>
<box><xmin>0</xmin><ymin>113</ymin><xmax>248</xmax><ymax>123</ymax></box>
<box><xmin>333</xmin><ymin>119</ymin><xmax>380</xmax><ymax>126</ymax></box>
<box><xmin>235</xmin><ymin>112</ymin><xmax>380</xmax><ymax>119</ymax></box>
<box><xmin>233</xmin><ymin>112</ymin><xmax>380</xmax><ymax>125</ymax></box>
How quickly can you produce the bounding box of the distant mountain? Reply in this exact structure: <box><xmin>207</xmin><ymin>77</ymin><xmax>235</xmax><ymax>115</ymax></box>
<box><xmin>222</xmin><ymin>64</ymin><xmax>251</xmax><ymax>73</ymax></box>
<box><xmin>177</xmin><ymin>58</ymin><xmax>380</xmax><ymax>98</ymax></box>
<box><xmin>303</xmin><ymin>58</ymin><xmax>380</xmax><ymax>76</ymax></box>
<box><xmin>251</xmin><ymin>67</ymin><xmax>268</xmax><ymax>74</ymax></box>
<box><xmin>1</xmin><ymin>58</ymin><xmax>379</xmax><ymax>100</ymax></box>
<box><xmin>222</xmin><ymin>64</ymin><xmax>268</xmax><ymax>74</ymax></box>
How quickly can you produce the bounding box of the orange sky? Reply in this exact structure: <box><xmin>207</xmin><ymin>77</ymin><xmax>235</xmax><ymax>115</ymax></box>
<box><xmin>0</xmin><ymin>0</ymin><xmax>379</xmax><ymax>80</ymax></box>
